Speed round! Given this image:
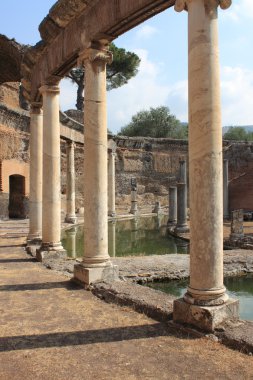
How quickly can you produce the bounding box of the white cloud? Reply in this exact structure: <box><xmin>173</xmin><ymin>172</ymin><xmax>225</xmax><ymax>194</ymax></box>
<box><xmin>223</xmin><ymin>0</ymin><xmax>253</xmax><ymax>22</ymax></box>
<box><xmin>107</xmin><ymin>49</ymin><xmax>172</xmax><ymax>133</ymax></box>
<box><xmin>221</xmin><ymin>66</ymin><xmax>253</xmax><ymax>126</ymax></box>
<box><xmin>135</xmin><ymin>25</ymin><xmax>157</xmax><ymax>40</ymax></box>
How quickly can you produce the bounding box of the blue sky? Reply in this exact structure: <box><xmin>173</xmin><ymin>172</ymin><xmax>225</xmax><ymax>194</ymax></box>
<box><xmin>1</xmin><ymin>0</ymin><xmax>253</xmax><ymax>133</ymax></box>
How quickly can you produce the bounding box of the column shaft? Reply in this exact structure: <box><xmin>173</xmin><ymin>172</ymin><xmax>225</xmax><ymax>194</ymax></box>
<box><xmin>28</xmin><ymin>103</ymin><xmax>43</xmax><ymax>241</ymax></box>
<box><xmin>65</xmin><ymin>141</ymin><xmax>77</xmax><ymax>223</ymax></box>
<box><xmin>40</xmin><ymin>85</ymin><xmax>63</xmax><ymax>250</ymax></box>
<box><xmin>223</xmin><ymin>159</ymin><xmax>229</xmax><ymax>219</ymax></box>
<box><xmin>168</xmin><ymin>186</ymin><xmax>177</xmax><ymax>225</ymax></box>
<box><xmin>108</xmin><ymin>151</ymin><xmax>116</xmax><ymax>217</ymax></box>
<box><xmin>176</xmin><ymin>160</ymin><xmax>189</xmax><ymax>233</ymax></box>
<box><xmin>186</xmin><ymin>0</ymin><xmax>226</xmax><ymax>304</ymax></box>
<box><xmin>82</xmin><ymin>48</ymin><xmax>111</xmax><ymax>266</ymax></box>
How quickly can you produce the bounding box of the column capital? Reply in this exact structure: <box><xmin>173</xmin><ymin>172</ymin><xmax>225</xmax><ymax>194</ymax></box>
<box><xmin>66</xmin><ymin>139</ymin><xmax>76</xmax><ymax>149</ymax></box>
<box><xmin>78</xmin><ymin>44</ymin><xmax>113</xmax><ymax>67</ymax></box>
<box><xmin>174</xmin><ymin>0</ymin><xmax>232</xmax><ymax>12</ymax></box>
<box><xmin>39</xmin><ymin>85</ymin><xmax>60</xmax><ymax>95</ymax></box>
<box><xmin>30</xmin><ymin>102</ymin><xmax>43</xmax><ymax>115</ymax></box>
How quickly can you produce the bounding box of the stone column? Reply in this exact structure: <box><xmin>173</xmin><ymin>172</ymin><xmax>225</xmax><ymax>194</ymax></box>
<box><xmin>175</xmin><ymin>160</ymin><xmax>189</xmax><ymax>233</ymax></box>
<box><xmin>130</xmin><ymin>177</ymin><xmax>138</xmax><ymax>215</ymax></box>
<box><xmin>28</xmin><ymin>102</ymin><xmax>43</xmax><ymax>242</ymax></box>
<box><xmin>108</xmin><ymin>150</ymin><xmax>116</xmax><ymax>217</ymax></box>
<box><xmin>74</xmin><ymin>43</ymin><xmax>118</xmax><ymax>285</ymax></box>
<box><xmin>36</xmin><ymin>85</ymin><xmax>65</xmax><ymax>260</ymax></box>
<box><xmin>173</xmin><ymin>0</ymin><xmax>238</xmax><ymax>332</ymax></box>
<box><xmin>0</xmin><ymin>161</ymin><xmax>3</xmax><ymax>192</ymax></box>
<box><xmin>168</xmin><ymin>186</ymin><xmax>177</xmax><ymax>225</ymax></box>
<box><xmin>65</xmin><ymin>140</ymin><xmax>77</xmax><ymax>224</ymax></box>
<box><xmin>223</xmin><ymin>159</ymin><xmax>229</xmax><ymax>219</ymax></box>
<box><xmin>153</xmin><ymin>201</ymin><xmax>162</xmax><ymax>214</ymax></box>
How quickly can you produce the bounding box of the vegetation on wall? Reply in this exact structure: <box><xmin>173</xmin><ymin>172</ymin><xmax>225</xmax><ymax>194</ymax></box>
<box><xmin>118</xmin><ymin>106</ymin><xmax>188</xmax><ymax>139</ymax></box>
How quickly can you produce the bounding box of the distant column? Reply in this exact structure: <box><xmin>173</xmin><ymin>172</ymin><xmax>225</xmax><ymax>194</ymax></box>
<box><xmin>65</xmin><ymin>140</ymin><xmax>77</xmax><ymax>224</ymax></box>
<box><xmin>223</xmin><ymin>159</ymin><xmax>229</xmax><ymax>219</ymax></box>
<box><xmin>37</xmin><ymin>85</ymin><xmax>65</xmax><ymax>260</ymax></box>
<box><xmin>175</xmin><ymin>160</ymin><xmax>189</xmax><ymax>233</ymax></box>
<box><xmin>130</xmin><ymin>177</ymin><xmax>138</xmax><ymax>215</ymax></box>
<box><xmin>0</xmin><ymin>161</ymin><xmax>3</xmax><ymax>192</ymax></box>
<box><xmin>28</xmin><ymin>102</ymin><xmax>43</xmax><ymax>242</ymax></box>
<box><xmin>168</xmin><ymin>186</ymin><xmax>177</xmax><ymax>225</ymax></box>
<box><xmin>108</xmin><ymin>150</ymin><xmax>116</xmax><ymax>217</ymax></box>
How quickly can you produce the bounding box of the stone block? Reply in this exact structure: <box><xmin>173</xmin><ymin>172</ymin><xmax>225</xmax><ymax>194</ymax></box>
<box><xmin>173</xmin><ymin>298</ymin><xmax>239</xmax><ymax>332</ymax></box>
<box><xmin>73</xmin><ymin>263</ymin><xmax>119</xmax><ymax>285</ymax></box>
<box><xmin>36</xmin><ymin>248</ymin><xmax>67</xmax><ymax>262</ymax></box>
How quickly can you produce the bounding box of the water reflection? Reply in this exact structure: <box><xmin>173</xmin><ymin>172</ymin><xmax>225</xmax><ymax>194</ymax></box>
<box><xmin>62</xmin><ymin>215</ymin><xmax>189</xmax><ymax>258</ymax></box>
<box><xmin>148</xmin><ymin>275</ymin><xmax>253</xmax><ymax>321</ymax></box>
<box><xmin>65</xmin><ymin>227</ymin><xmax>77</xmax><ymax>258</ymax></box>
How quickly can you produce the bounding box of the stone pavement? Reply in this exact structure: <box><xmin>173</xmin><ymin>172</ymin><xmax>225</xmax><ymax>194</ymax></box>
<box><xmin>0</xmin><ymin>231</ymin><xmax>253</xmax><ymax>379</ymax></box>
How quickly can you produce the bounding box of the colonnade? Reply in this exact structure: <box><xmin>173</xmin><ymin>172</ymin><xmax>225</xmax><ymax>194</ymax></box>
<box><xmin>27</xmin><ymin>0</ymin><xmax>238</xmax><ymax>330</ymax></box>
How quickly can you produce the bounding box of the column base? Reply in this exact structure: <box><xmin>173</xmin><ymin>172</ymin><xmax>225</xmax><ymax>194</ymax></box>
<box><xmin>65</xmin><ymin>214</ymin><xmax>77</xmax><ymax>224</ymax></box>
<box><xmin>175</xmin><ymin>224</ymin><xmax>189</xmax><ymax>233</ymax></box>
<box><xmin>73</xmin><ymin>262</ymin><xmax>119</xmax><ymax>286</ymax></box>
<box><xmin>173</xmin><ymin>297</ymin><xmax>239</xmax><ymax>332</ymax></box>
<box><xmin>26</xmin><ymin>238</ymin><xmax>42</xmax><ymax>256</ymax></box>
<box><xmin>167</xmin><ymin>220</ymin><xmax>176</xmax><ymax>226</ymax></box>
<box><xmin>36</xmin><ymin>242</ymin><xmax>66</xmax><ymax>262</ymax></box>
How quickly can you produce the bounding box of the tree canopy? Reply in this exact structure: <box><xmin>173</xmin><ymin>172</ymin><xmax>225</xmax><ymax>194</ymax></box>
<box><xmin>67</xmin><ymin>43</ymin><xmax>140</xmax><ymax>111</ymax></box>
<box><xmin>118</xmin><ymin>106</ymin><xmax>188</xmax><ymax>139</ymax></box>
<box><xmin>223</xmin><ymin>126</ymin><xmax>253</xmax><ymax>141</ymax></box>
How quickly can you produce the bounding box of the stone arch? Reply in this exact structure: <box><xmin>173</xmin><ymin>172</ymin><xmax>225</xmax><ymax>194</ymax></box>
<box><xmin>9</xmin><ymin>174</ymin><xmax>26</xmax><ymax>218</ymax></box>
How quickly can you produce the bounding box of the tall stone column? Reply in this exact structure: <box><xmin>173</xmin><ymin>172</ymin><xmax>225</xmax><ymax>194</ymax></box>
<box><xmin>173</xmin><ymin>0</ymin><xmax>238</xmax><ymax>332</ymax></box>
<box><xmin>168</xmin><ymin>186</ymin><xmax>177</xmax><ymax>225</ymax></box>
<box><xmin>0</xmin><ymin>161</ymin><xmax>3</xmax><ymax>192</ymax></box>
<box><xmin>175</xmin><ymin>160</ymin><xmax>189</xmax><ymax>233</ymax></box>
<box><xmin>130</xmin><ymin>177</ymin><xmax>138</xmax><ymax>215</ymax></box>
<box><xmin>37</xmin><ymin>85</ymin><xmax>65</xmax><ymax>260</ymax></box>
<box><xmin>223</xmin><ymin>159</ymin><xmax>229</xmax><ymax>219</ymax></box>
<box><xmin>28</xmin><ymin>102</ymin><xmax>43</xmax><ymax>242</ymax></box>
<box><xmin>65</xmin><ymin>140</ymin><xmax>77</xmax><ymax>224</ymax></box>
<box><xmin>74</xmin><ymin>43</ymin><xmax>118</xmax><ymax>285</ymax></box>
<box><xmin>108</xmin><ymin>150</ymin><xmax>116</xmax><ymax>217</ymax></box>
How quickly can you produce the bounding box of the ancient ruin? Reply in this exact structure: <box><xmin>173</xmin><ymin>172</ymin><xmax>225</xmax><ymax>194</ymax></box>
<box><xmin>2</xmin><ymin>0</ymin><xmax>253</xmax><ymax>340</ymax></box>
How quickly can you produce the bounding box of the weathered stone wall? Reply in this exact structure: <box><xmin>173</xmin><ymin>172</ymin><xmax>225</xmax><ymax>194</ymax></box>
<box><xmin>225</xmin><ymin>142</ymin><xmax>253</xmax><ymax>212</ymax></box>
<box><xmin>114</xmin><ymin>136</ymin><xmax>188</xmax><ymax>200</ymax></box>
<box><xmin>1</xmin><ymin>98</ymin><xmax>253</xmax><ymax>217</ymax></box>
<box><xmin>0</xmin><ymin>83</ymin><xmax>20</xmax><ymax>109</ymax></box>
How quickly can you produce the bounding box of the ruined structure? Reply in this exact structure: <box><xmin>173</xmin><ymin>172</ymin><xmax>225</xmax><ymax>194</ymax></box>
<box><xmin>1</xmin><ymin>0</ymin><xmax>246</xmax><ymax>331</ymax></box>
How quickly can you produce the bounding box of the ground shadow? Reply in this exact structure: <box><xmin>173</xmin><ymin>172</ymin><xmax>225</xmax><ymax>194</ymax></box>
<box><xmin>0</xmin><ymin>258</ymin><xmax>36</xmax><ymax>263</ymax></box>
<box><xmin>0</xmin><ymin>280</ymin><xmax>81</xmax><ymax>292</ymax></box>
<box><xmin>0</xmin><ymin>322</ymin><xmax>186</xmax><ymax>352</ymax></box>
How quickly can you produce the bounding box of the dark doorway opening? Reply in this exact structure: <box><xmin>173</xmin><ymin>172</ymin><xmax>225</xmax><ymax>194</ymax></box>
<box><xmin>9</xmin><ymin>174</ymin><xmax>26</xmax><ymax>218</ymax></box>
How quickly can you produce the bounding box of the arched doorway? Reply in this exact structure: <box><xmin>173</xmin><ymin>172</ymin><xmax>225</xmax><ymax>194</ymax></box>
<box><xmin>9</xmin><ymin>174</ymin><xmax>26</xmax><ymax>218</ymax></box>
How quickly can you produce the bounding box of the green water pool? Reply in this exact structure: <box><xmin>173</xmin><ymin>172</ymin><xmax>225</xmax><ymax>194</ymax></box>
<box><xmin>147</xmin><ymin>276</ymin><xmax>253</xmax><ymax>321</ymax></box>
<box><xmin>62</xmin><ymin>215</ymin><xmax>189</xmax><ymax>258</ymax></box>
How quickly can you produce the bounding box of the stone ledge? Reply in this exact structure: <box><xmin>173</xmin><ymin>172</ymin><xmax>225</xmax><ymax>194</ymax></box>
<box><xmin>92</xmin><ymin>280</ymin><xmax>175</xmax><ymax>322</ymax></box>
<box><xmin>216</xmin><ymin>319</ymin><xmax>253</xmax><ymax>354</ymax></box>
